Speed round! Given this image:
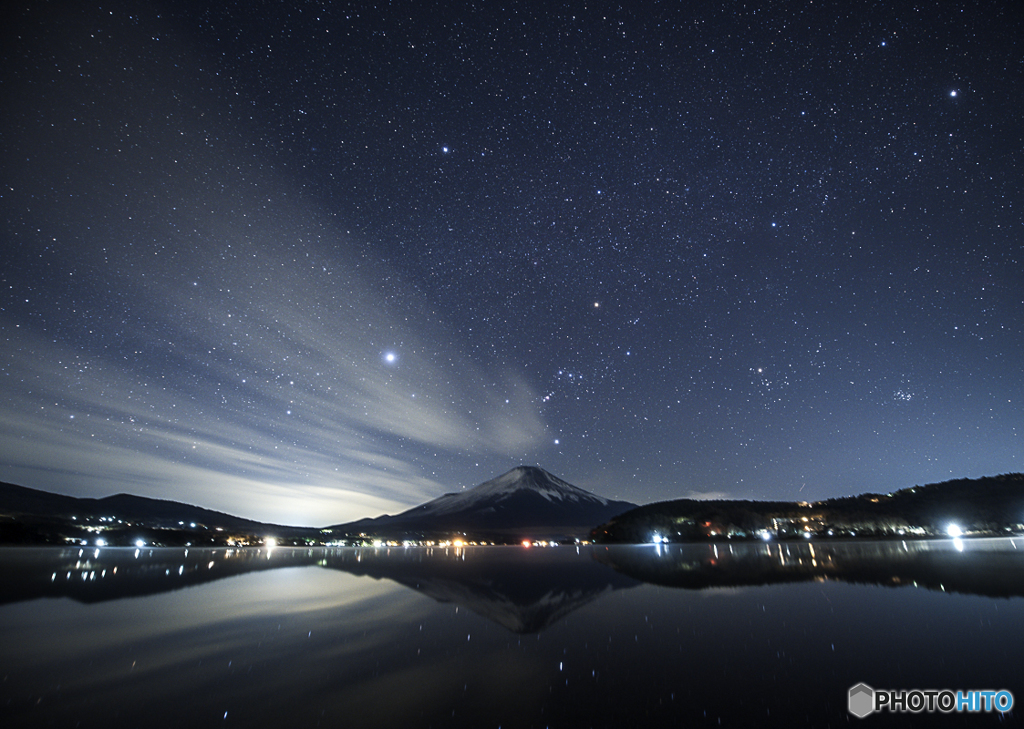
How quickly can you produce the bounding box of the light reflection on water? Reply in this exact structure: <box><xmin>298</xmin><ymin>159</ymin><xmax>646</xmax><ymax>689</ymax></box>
<box><xmin>1</xmin><ymin>541</ymin><xmax>1023</xmax><ymax>727</ymax></box>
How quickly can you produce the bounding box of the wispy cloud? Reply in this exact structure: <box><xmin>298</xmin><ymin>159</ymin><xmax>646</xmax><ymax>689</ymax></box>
<box><xmin>686</xmin><ymin>491</ymin><xmax>732</xmax><ymax>501</ymax></box>
<box><xmin>0</xmin><ymin>106</ymin><xmax>546</xmax><ymax>523</ymax></box>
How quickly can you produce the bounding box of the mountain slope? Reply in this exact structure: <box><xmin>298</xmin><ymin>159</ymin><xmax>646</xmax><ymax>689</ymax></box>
<box><xmin>0</xmin><ymin>480</ymin><xmax>293</xmax><ymax>532</ymax></box>
<box><xmin>330</xmin><ymin>466</ymin><xmax>636</xmax><ymax>539</ymax></box>
<box><xmin>591</xmin><ymin>473</ymin><xmax>1024</xmax><ymax>543</ymax></box>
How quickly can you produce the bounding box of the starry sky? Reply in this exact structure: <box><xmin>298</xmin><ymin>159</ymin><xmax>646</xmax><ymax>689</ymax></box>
<box><xmin>1</xmin><ymin>0</ymin><xmax>1021</xmax><ymax>526</ymax></box>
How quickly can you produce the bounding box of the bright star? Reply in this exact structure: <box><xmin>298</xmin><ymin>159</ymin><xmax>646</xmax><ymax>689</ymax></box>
<box><xmin>950</xmin><ymin>90</ymin><xmax>957</xmax><ymax>97</ymax></box>
<box><xmin>384</xmin><ymin>352</ymin><xmax>397</xmax><ymax>364</ymax></box>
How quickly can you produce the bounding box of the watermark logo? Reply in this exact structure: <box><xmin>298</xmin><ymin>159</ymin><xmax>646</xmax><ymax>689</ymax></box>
<box><xmin>848</xmin><ymin>683</ymin><xmax>1013</xmax><ymax>717</ymax></box>
<box><xmin>848</xmin><ymin>683</ymin><xmax>874</xmax><ymax>718</ymax></box>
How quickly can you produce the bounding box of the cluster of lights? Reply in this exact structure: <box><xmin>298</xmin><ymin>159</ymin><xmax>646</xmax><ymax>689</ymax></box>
<box><xmin>521</xmin><ymin>540</ymin><xmax>565</xmax><ymax>548</ymax></box>
<box><xmin>351</xmin><ymin>537</ymin><xmax>531</xmax><ymax>547</ymax></box>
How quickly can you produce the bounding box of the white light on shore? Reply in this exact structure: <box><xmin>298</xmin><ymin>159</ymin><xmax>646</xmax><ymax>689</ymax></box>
<box><xmin>946</xmin><ymin>524</ymin><xmax>963</xmax><ymax>538</ymax></box>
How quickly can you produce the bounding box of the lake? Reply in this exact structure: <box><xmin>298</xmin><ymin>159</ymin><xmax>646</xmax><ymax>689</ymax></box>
<box><xmin>2</xmin><ymin>538</ymin><xmax>1022</xmax><ymax>727</ymax></box>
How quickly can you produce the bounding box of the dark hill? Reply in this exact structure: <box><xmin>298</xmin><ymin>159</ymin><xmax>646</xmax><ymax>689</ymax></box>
<box><xmin>592</xmin><ymin>473</ymin><xmax>1024</xmax><ymax>543</ymax></box>
<box><xmin>0</xmin><ymin>480</ymin><xmax>302</xmax><ymax>538</ymax></box>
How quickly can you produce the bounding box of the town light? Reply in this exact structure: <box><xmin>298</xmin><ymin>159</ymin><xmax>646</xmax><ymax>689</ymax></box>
<box><xmin>946</xmin><ymin>524</ymin><xmax>963</xmax><ymax>538</ymax></box>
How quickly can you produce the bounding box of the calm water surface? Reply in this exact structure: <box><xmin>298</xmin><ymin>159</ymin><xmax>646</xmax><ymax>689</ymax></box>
<box><xmin>1</xmin><ymin>539</ymin><xmax>1022</xmax><ymax>727</ymax></box>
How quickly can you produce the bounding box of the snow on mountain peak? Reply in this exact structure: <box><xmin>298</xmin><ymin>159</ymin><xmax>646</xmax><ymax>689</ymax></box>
<box><xmin>405</xmin><ymin>466</ymin><xmax>611</xmax><ymax>519</ymax></box>
<box><xmin>466</xmin><ymin>466</ymin><xmax>610</xmax><ymax>505</ymax></box>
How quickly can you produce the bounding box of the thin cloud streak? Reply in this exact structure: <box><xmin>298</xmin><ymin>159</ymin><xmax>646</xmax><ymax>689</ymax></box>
<box><xmin>0</xmin><ymin>174</ymin><xmax>546</xmax><ymax>524</ymax></box>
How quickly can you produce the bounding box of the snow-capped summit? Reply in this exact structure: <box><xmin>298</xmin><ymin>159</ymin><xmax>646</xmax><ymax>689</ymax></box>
<box><xmin>471</xmin><ymin>466</ymin><xmax>610</xmax><ymax>503</ymax></box>
<box><xmin>419</xmin><ymin>466</ymin><xmax>611</xmax><ymax>516</ymax></box>
<box><xmin>331</xmin><ymin>466</ymin><xmax>636</xmax><ymax>540</ymax></box>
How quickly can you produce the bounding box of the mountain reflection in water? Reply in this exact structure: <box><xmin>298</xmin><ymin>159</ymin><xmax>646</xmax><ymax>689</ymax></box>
<box><xmin>3</xmin><ymin>540</ymin><xmax>1024</xmax><ymax>728</ymax></box>
<box><xmin>7</xmin><ymin>538</ymin><xmax>1023</xmax><ymax>619</ymax></box>
<box><xmin>0</xmin><ymin>545</ymin><xmax>640</xmax><ymax>633</ymax></box>
<box><xmin>317</xmin><ymin>545</ymin><xmax>640</xmax><ymax>632</ymax></box>
<box><xmin>595</xmin><ymin>537</ymin><xmax>1024</xmax><ymax>598</ymax></box>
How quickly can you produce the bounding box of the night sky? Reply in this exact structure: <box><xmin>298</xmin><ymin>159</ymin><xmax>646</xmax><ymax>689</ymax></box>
<box><xmin>2</xmin><ymin>0</ymin><xmax>1021</xmax><ymax>526</ymax></box>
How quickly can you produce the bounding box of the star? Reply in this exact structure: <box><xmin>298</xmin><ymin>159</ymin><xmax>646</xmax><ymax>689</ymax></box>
<box><xmin>1</xmin><ymin>0</ymin><xmax>1018</xmax><ymax>525</ymax></box>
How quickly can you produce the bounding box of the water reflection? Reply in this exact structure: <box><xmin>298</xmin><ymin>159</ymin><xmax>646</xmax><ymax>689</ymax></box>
<box><xmin>316</xmin><ymin>545</ymin><xmax>640</xmax><ymax>632</ymax></box>
<box><xmin>0</xmin><ymin>545</ymin><xmax>639</xmax><ymax>632</ymax></box>
<box><xmin>595</xmin><ymin>537</ymin><xmax>1024</xmax><ymax>598</ymax></box>
<box><xmin>0</xmin><ymin>563</ymin><xmax>440</xmax><ymax>728</ymax></box>
<box><xmin>5</xmin><ymin>538</ymin><xmax>1023</xmax><ymax>620</ymax></box>
<box><xmin>2</xmin><ymin>541</ymin><xmax>1023</xmax><ymax>727</ymax></box>
<box><xmin>0</xmin><ymin>546</ymin><xmax>321</xmax><ymax>605</ymax></box>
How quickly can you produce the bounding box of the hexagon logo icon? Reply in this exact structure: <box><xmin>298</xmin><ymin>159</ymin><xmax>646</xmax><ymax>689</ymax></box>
<box><xmin>849</xmin><ymin>683</ymin><xmax>875</xmax><ymax>718</ymax></box>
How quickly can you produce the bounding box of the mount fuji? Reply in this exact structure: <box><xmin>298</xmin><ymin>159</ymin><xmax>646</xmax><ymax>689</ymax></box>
<box><xmin>329</xmin><ymin>466</ymin><xmax>636</xmax><ymax>541</ymax></box>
